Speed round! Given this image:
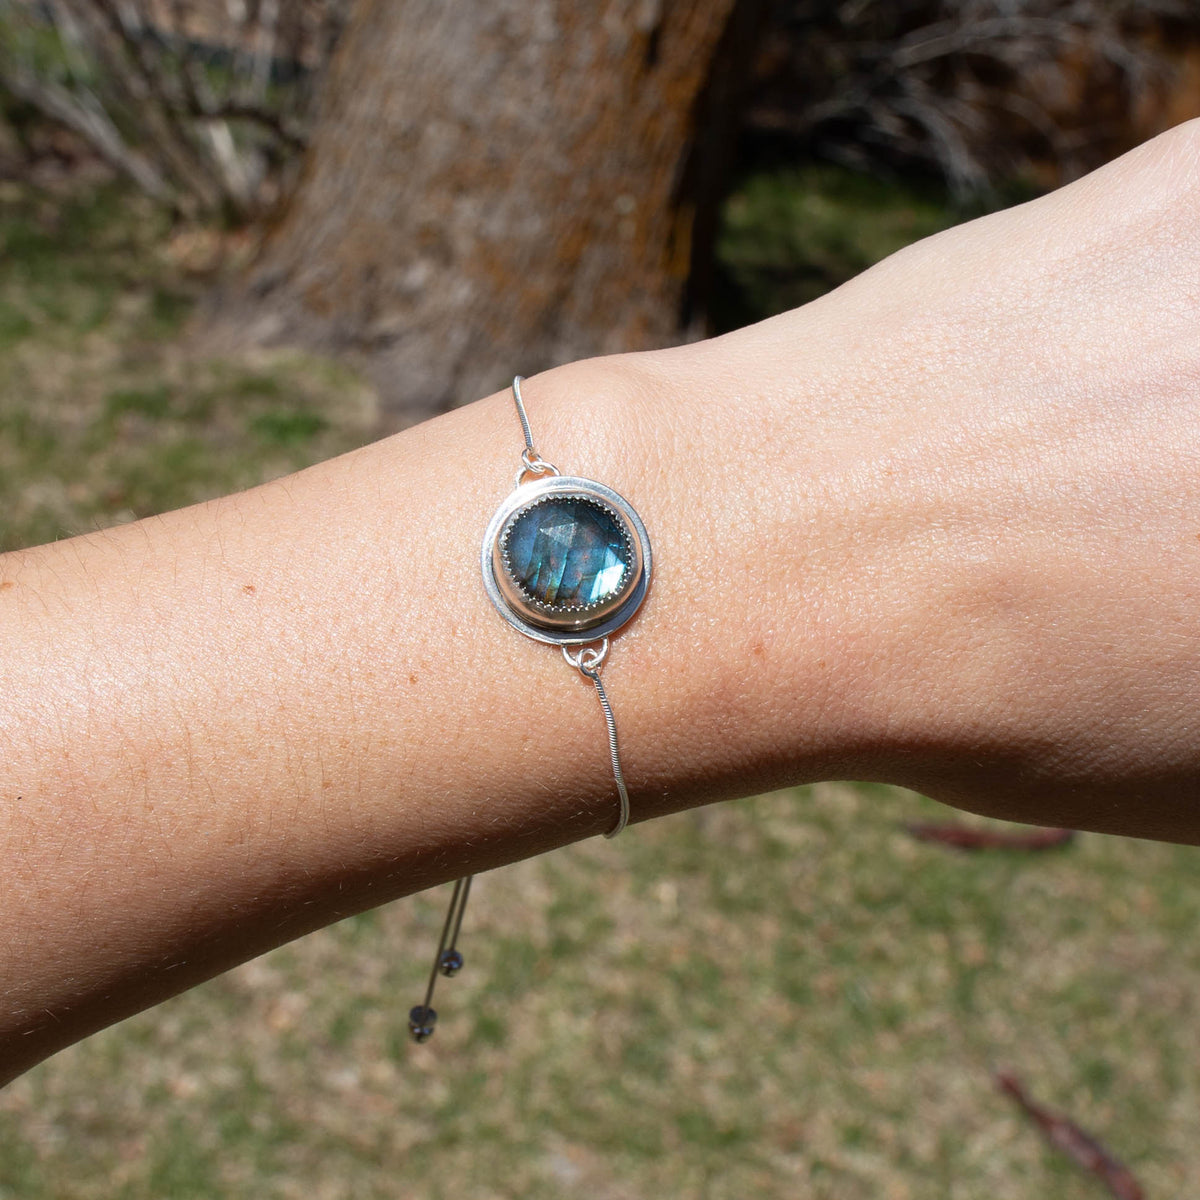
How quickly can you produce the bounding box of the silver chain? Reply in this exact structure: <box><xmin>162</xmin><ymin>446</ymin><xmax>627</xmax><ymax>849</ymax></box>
<box><xmin>562</xmin><ymin>638</ymin><xmax>629</xmax><ymax>837</ymax></box>
<box><xmin>513</xmin><ymin>374</ymin><xmax>558</xmax><ymax>484</ymax></box>
<box><xmin>513</xmin><ymin>374</ymin><xmax>630</xmax><ymax>837</ymax></box>
<box><xmin>409</xmin><ymin>377</ymin><xmax>633</xmax><ymax>1043</ymax></box>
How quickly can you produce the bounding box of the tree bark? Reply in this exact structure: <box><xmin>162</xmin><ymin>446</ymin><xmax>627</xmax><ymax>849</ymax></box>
<box><xmin>207</xmin><ymin>0</ymin><xmax>759</xmax><ymax>421</ymax></box>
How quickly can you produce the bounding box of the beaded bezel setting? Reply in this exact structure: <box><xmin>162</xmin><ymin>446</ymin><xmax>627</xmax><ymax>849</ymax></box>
<box><xmin>482</xmin><ymin>475</ymin><xmax>651</xmax><ymax>645</ymax></box>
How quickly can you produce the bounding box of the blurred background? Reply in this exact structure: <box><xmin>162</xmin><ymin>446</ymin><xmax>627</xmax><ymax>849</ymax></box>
<box><xmin>2</xmin><ymin>1</ymin><xmax>1200</xmax><ymax>1196</ymax></box>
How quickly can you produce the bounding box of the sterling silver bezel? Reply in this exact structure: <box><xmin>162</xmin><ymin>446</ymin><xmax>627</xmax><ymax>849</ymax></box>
<box><xmin>481</xmin><ymin>475</ymin><xmax>651</xmax><ymax>646</ymax></box>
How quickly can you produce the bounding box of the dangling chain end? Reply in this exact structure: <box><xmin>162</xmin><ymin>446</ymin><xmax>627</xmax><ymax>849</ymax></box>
<box><xmin>408</xmin><ymin>1005</ymin><xmax>437</xmax><ymax>1043</ymax></box>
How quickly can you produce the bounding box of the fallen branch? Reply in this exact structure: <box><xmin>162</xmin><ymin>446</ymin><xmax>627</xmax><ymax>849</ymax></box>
<box><xmin>904</xmin><ymin>823</ymin><xmax>1075</xmax><ymax>852</ymax></box>
<box><xmin>995</xmin><ymin>1071</ymin><xmax>1145</xmax><ymax>1200</ymax></box>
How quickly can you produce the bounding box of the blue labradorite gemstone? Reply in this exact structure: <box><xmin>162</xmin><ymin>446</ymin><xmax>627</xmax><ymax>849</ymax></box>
<box><xmin>504</xmin><ymin>496</ymin><xmax>631</xmax><ymax>609</ymax></box>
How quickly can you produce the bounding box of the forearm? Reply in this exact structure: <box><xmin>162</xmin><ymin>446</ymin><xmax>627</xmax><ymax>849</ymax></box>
<box><xmin>0</xmin><ymin>347</ymin><xmax>865</xmax><ymax>1079</ymax></box>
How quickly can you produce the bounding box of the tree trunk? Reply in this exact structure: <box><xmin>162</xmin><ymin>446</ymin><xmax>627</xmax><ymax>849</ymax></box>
<box><xmin>207</xmin><ymin>0</ymin><xmax>760</xmax><ymax>422</ymax></box>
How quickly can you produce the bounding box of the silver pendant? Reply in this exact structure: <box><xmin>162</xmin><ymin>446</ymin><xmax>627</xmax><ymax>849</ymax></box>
<box><xmin>482</xmin><ymin>474</ymin><xmax>651</xmax><ymax>644</ymax></box>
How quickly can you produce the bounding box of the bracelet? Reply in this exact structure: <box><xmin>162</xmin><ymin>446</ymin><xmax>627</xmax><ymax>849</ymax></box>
<box><xmin>408</xmin><ymin>375</ymin><xmax>652</xmax><ymax>1042</ymax></box>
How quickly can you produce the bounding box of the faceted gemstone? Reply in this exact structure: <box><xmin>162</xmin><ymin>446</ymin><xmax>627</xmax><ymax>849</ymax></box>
<box><xmin>504</xmin><ymin>496</ymin><xmax>631</xmax><ymax>609</ymax></box>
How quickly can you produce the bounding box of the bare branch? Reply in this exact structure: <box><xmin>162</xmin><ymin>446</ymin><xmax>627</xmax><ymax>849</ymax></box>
<box><xmin>190</xmin><ymin>102</ymin><xmax>306</xmax><ymax>153</ymax></box>
<box><xmin>3</xmin><ymin>65</ymin><xmax>169</xmax><ymax>198</ymax></box>
<box><xmin>0</xmin><ymin>0</ymin><xmax>353</xmax><ymax>220</ymax></box>
<box><xmin>750</xmin><ymin>0</ymin><xmax>1183</xmax><ymax>197</ymax></box>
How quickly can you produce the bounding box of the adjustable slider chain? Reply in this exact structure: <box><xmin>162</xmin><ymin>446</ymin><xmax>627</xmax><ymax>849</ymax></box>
<box><xmin>407</xmin><ymin>876</ymin><xmax>471</xmax><ymax>1043</ymax></box>
<box><xmin>408</xmin><ymin>376</ymin><xmax>648</xmax><ymax>1043</ymax></box>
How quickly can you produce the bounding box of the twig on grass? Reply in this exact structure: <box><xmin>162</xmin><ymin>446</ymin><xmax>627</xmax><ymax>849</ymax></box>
<box><xmin>904</xmin><ymin>823</ymin><xmax>1075</xmax><ymax>852</ymax></box>
<box><xmin>995</xmin><ymin>1070</ymin><xmax>1146</xmax><ymax>1200</ymax></box>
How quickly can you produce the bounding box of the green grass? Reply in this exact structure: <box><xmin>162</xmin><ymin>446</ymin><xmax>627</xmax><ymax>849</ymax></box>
<box><xmin>1</xmin><ymin>172</ymin><xmax>1196</xmax><ymax>1198</ymax></box>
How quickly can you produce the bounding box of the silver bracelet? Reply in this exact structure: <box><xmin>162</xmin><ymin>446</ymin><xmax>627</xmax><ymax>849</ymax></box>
<box><xmin>408</xmin><ymin>375</ymin><xmax>652</xmax><ymax>1042</ymax></box>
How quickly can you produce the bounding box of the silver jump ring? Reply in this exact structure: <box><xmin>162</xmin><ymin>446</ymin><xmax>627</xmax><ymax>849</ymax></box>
<box><xmin>563</xmin><ymin>639</ymin><xmax>609</xmax><ymax>675</ymax></box>
<box><xmin>514</xmin><ymin>454</ymin><xmax>559</xmax><ymax>490</ymax></box>
<box><xmin>521</xmin><ymin>448</ymin><xmax>557</xmax><ymax>474</ymax></box>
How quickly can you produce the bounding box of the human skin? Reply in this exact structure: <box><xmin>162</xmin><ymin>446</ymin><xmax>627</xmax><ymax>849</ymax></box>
<box><xmin>2</xmin><ymin>121</ymin><xmax>1199</xmax><ymax>1082</ymax></box>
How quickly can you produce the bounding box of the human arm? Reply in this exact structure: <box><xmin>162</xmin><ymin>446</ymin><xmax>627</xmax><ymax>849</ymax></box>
<box><xmin>3</xmin><ymin>121</ymin><xmax>1200</xmax><ymax>1082</ymax></box>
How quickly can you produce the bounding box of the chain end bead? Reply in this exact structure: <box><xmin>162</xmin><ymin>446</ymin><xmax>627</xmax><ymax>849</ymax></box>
<box><xmin>408</xmin><ymin>1005</ymin><xmax>438</xmax><ymax>1043</ymax></box>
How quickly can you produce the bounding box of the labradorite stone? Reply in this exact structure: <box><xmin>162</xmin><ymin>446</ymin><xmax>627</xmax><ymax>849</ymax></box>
<box><xmin>505</xmin><ymin>497</ymin><xmax>630</xmax><ymax>608</ymax></box>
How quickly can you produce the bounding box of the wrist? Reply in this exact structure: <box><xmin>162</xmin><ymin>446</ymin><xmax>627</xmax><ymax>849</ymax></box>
<box><xmin>523</xmin><ymin>337</ymin><xmax>891</xmax><ymax>812</ymax></box>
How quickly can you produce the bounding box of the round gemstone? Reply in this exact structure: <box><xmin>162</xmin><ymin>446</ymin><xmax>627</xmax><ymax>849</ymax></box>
<box><xmin>503</xmin><ymin>496</ymin><xmax>631</xmax><ymax>610</ymax></box>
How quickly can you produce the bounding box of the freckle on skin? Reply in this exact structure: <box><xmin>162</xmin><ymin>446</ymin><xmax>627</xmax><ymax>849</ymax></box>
<box><xmin>0</xmin><ymin>581</ymin><xmax>13</xmax><ymax>591</ymax></box>
<box><xmin>409</xmin><ymin>673</ymin><xmax>418</xmax><ymax>685</ymax></box>
<box><xmin>242</xmin><ymin>584</ymin><xmax>256</xmax><ymax>595</ymax></box>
